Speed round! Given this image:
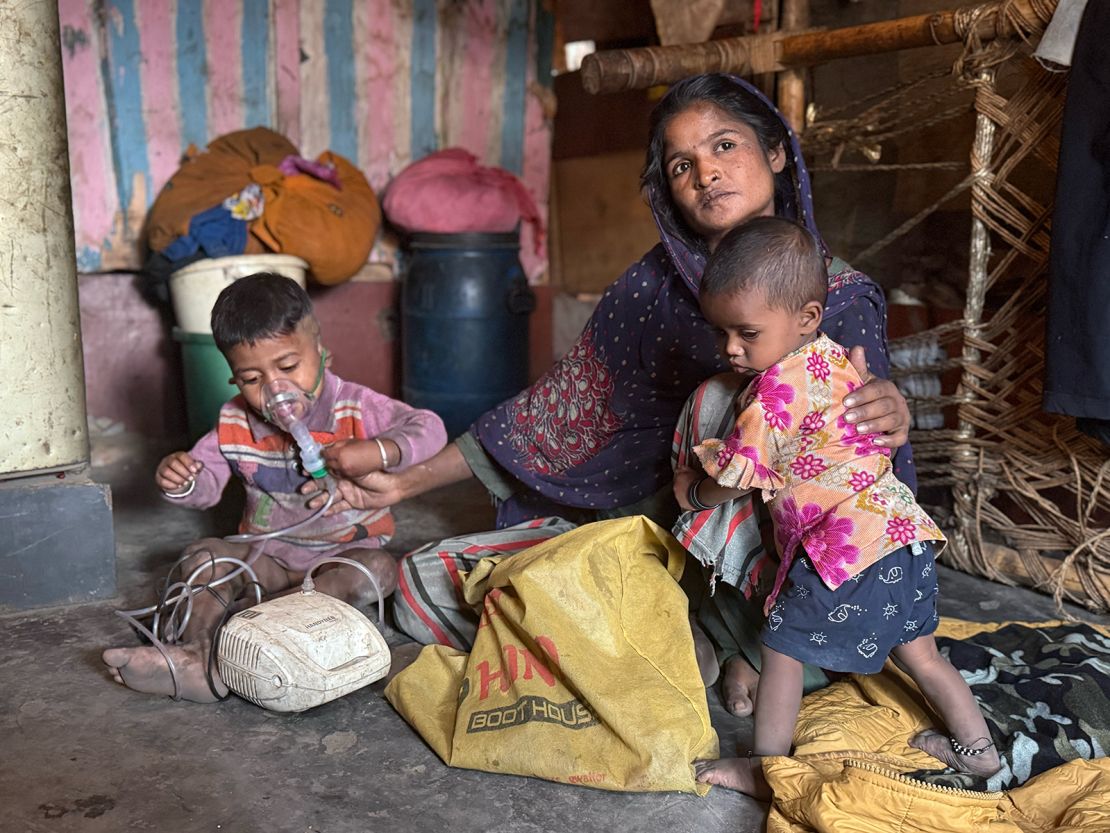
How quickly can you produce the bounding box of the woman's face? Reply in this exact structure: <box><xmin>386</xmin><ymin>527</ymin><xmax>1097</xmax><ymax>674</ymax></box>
<box><xmin>663</xmin><ymin>102</ymin><xmax>786</xmax><ymax>252</ymax></box>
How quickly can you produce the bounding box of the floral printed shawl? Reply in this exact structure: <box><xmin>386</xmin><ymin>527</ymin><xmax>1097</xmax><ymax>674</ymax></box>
<box><xmin>694</xmin><ymin>334</ymin><xmax>944</xmax><ymax>613</ymax></box>
<box><xmin>471</xmin><ymin>76</ymin><xmax>915</xmax><ymax>524</ymax></box>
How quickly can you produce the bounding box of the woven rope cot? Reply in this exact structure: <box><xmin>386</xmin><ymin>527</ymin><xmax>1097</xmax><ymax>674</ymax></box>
<box><xmin>851</xmin><ymin>15</ymin><xmax>1110</xmax><ymax>613</ymax></box>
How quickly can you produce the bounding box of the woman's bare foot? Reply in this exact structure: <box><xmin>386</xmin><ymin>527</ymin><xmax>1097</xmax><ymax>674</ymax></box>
<box><xmin>720</xmin><ymin>655</ymin><xmax>760</xmax><ymax>717</ymax></box>
<box><xmin>102</xmin><ymin>644</ymin><xmax>227</xmax><ymax>704</ymax></box>
<box><xmin>909</xmin><ymin>730</ymin><xmax>1001</xmax><ymax>777</ymax></box>
<box><xmin>695</xmin><ymin>756</ymin><xmax>771</xmax><ymax>800</ymax></box>
<box><xmin>690</xmin><ymin>617</ymin><xmax>720</xmax><ymax>687</ymax></box>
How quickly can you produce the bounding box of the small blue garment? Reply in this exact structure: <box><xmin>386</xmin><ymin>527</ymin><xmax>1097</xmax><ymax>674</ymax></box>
<box><xmin>161</xmin><ymin>204</ymin><xmax>248</xmax><ymax>263</ymax></box>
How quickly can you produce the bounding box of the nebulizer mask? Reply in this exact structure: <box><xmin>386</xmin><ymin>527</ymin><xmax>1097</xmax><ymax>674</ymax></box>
<box><xmin>115</xmin><ymin>352</ymin><xmax>391</xmax><ymax>711</ymax></box>
<box><xmin>261</xmin><ymin>378</ymin><xmax>328</xmax><ymax>483</ymax></box>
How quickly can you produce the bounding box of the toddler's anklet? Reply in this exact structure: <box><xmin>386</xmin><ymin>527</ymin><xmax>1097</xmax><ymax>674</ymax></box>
<box><xmin>949</xmin><ymin>736</ymin><xmax>994</xmax><ymax>757</ymax></box>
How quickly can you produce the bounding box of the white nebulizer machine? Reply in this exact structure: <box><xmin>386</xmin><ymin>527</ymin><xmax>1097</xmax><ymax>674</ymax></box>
<box><xmin>118</xmin><ymin>378</ymin><xmax>392</xmax><ymax>712</ymax></box>
<box><xmin>216</xmin><ymin>570</ymin><xmax>392</xmax><ymax>713</ymax></box>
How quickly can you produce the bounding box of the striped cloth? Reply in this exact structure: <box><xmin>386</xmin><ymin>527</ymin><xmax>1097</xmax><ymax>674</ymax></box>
<box><xmin>671</xmin><ymin>371</ymin><xmax>832</xmax><ymax>692</ymax></box>
<box><xmin>672</xmin><ymin>372</ymin><xmax>772</xmax><ymax>597</ymax></box>
<box><xmin>394</xmin><ymin>516</ymin><xmax>576</xmax><ymax>649</ymax></box>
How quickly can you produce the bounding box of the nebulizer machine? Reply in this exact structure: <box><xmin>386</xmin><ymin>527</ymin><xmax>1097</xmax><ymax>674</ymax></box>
<box><xmin>116</xmin><ymin>379</ymin><xmax>391</xmax><ymax>712</ymax></box>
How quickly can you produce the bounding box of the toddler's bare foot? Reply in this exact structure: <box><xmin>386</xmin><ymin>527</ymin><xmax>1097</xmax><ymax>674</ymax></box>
<box><xmin>102</xmin><ymin>644</ymin><xmax>227</xmax><ymax>703</ymax></box>
<box><xmin>695</xmin><ymin>756</ymin><xmax>771</xmax><ymax>800</ymax></box>
<box><xmin>909</xmin><ymin>730</ymin><xmax>1001</xmax><ymax>777</ymax></box>
<box><xmin>690</xmin><ymin>617</ymin><xmax>720</xmax><ymax>687</ymax></box>
<box><xmin>720</xmin><ymin>655</ymin><xmax>759</xmax><ymax>717</ymax></box>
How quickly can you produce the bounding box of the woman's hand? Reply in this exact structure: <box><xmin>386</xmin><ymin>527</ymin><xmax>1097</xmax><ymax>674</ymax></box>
<box><xmin>302</xmin><ymin>442</ymin><xmax>475</xmax><ymax>514</ymax></box>
<box><xmin>302</xmin><ymin>470</ymin><xmax>406</xmax><ymax>513</ymax></box>
<box><xmin>843</xmin><ymin>346</ymin><xmax>911</xmax><ymax>449</ymax></box>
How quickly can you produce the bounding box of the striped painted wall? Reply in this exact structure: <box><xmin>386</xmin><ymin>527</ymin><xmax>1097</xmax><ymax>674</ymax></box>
<box><xmin>59</xmin><ymin>0</ymin><xmax>554</xmax><ymax>278</ymax></box>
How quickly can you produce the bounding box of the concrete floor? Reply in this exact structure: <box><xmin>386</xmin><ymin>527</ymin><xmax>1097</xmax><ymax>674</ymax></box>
<box><xmin>2</xmin><ymin>433</ymin><xmax>1106</xmax><ymax>833</ymax></box>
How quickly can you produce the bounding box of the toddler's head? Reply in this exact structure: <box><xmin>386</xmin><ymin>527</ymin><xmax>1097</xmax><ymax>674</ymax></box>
<box><xmin>211</xmin><ymin>273</ymin><xmax>325</xmax><ymax>416</ymax></box>
<box><xmin>700</xmin><ymin>216</ymin><xmax>826</xmax><ymax>373</ymax></box>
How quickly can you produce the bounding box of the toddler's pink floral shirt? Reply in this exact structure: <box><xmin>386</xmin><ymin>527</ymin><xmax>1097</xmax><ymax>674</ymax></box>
<box><xmin>694</xmin><ymin>333</ymin><xmax>945</xmax><ymax>613</ymax></box>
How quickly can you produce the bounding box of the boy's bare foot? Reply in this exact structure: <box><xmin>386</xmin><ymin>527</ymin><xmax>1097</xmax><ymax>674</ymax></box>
<box><xmin>695</xmin><ymin>756</ymin><xmax>771</xmax><ymax>800</ymax></box>
<box><xmin>720</xmin><ymin>655</ymin><xmax>760</xmax><ymax>717</ymax></box>
<box><xmin>102</xmin><ymin>644</ymin><xmax>228</xmax><ymax>704</ymax></box>
<box><xmin>314</xmin><ymin>548</ymin><xmax>399</xmax><ymax>609</ymax></box>
<box><xmin>909</xmin><ymin>730</ymin><xmax>1002</xmax><ymax>777</ymax></box>
<box><xmin>690</xmin><ymin>617</ymin><xmax>720</xmax><ymax>687</ymax></box>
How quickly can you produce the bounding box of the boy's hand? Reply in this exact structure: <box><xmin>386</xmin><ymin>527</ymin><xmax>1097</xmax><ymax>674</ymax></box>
<box><xmin>322</xmin><ymin>439</ymin><xmax>383</xmax><ymax>479</ymax></box>
<box><xmin>156</xmin><ymin>451</ymin><xmax>202</xmax><ymax>493</ymax></box>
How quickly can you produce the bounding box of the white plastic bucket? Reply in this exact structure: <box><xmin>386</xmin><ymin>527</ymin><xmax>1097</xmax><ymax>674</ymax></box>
<box><xmin>169</xmin><ymin>254</ymin><xmax>310</xmax><ymax>333</ymax></box>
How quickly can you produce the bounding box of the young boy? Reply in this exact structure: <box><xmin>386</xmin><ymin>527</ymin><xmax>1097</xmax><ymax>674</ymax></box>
<box><xmin>682</xmin><ymin>217</ymin><xmax>1000</xmax><ymax>797</ymax></box>
<box><xmin>102</xmin><ymin>273</ymin><xmax>447</xmax><ymax>703</ymax></box>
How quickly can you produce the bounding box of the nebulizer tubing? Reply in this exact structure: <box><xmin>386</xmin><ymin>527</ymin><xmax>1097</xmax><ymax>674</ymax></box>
<box><xmin>113</xmin><ymin>378</ymin><xmax>373</xmax><ymax>701</ymax></box>
<box><xmin>115</xmin><ymin>555</ymin><xmax>265</xmax><ymax>701</ymax></box>
<box><xmin>301</xmin><ymin>555</ymin><xmax>386</xmax><ymax>629</ymax></box>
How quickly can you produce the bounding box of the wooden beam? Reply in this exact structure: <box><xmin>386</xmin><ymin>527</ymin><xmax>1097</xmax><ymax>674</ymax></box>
<box><xmin>981</xmin><ymin>542</ymin><xmax>1110</xmax><ymax>605</ymax></box>
<box><xmin>581</xmin><ymin>0</ymin><xmax>1057</xmax><ymax>94</ymax></box>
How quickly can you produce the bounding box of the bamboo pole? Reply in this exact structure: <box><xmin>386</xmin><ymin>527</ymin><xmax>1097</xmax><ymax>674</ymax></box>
<box><xmin>580</xmin><ymin>0</ymin><xmax>1056</xmax><ymax>94</ymax></box>
<box><xmin>777</xmin><ymin>0</ymin><xmax>809</xmax><ymax>132</ymax></box>
<box><xmin>956</xmin><ymin>69</ymin><xmax>997</xmax><ymax>451</ymax></box>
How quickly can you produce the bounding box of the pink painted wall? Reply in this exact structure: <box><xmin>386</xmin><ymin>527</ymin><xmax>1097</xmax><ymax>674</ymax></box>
<box><xmin>79</xmin><ymin>273</ymin><xmax>188</xmax><ymax>438</ymax></box>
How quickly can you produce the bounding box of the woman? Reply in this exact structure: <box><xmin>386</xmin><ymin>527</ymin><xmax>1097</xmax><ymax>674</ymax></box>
<box><xmin>318</xmin><ymin>74</ymin><xmax>913</xmax><ymax>698</ymax></box>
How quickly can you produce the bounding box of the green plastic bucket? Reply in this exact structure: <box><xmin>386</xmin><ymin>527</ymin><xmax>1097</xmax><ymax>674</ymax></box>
<box><xmin>173</xmin><ymin>328</ymin><xmax>238</xmax><ymax>441</ymax></box>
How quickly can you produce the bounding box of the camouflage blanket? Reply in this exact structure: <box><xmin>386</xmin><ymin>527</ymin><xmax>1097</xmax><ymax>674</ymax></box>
<box><xmin>914</xmin><ymin>621</ymin><xmax>1110</xmax><ymax>791</ymax></box>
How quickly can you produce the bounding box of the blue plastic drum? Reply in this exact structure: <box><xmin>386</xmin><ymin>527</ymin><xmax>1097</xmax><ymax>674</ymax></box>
<box><xmin>401</xmin><ymin>231</ymin><xmax>535</xmax><ymax>438</ymax></box>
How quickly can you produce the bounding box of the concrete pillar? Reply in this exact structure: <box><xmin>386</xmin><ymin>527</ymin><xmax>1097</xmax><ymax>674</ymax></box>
<box><xmin>0</xmin><ymin>1</ymin><xmax>114</xmax><ymax>608</ymax></box>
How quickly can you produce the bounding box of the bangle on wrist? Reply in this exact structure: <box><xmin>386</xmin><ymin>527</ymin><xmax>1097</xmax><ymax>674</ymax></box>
<box><xmin>687</xmin><ymin>476</ymin><xmax>714</xmax><ymax>512</ymax></box>
<box><xmin>164</xmin><ymin>479</ymin><xmax>196</xmax><ymax>499</ymax></box>
<box><xmin>373</xmin><ymin>437</ymin><xmax>391</xmax><ymax>471</ymax></box>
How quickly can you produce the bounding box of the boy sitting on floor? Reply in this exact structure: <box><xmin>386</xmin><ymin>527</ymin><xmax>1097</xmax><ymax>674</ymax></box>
<box><xmin>103</xmin><ymin>273</ymin><xmax>447</xmax><ymax>702</ymax></box>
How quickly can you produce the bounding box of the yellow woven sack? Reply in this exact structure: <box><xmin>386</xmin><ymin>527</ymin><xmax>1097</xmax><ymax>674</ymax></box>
<box><xmin>385</xmin><ymin>516</ymin><xmax>719</xmax><ymax>793</ymax></box>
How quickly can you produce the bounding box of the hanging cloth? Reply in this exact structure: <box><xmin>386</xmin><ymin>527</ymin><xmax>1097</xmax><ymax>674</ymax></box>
<box><xmin>1043</xmin><ymin>0</ymin><xmax>1110</xmax><ymax>443</ymax></box>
